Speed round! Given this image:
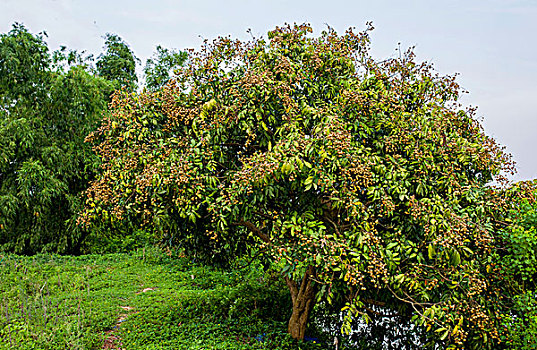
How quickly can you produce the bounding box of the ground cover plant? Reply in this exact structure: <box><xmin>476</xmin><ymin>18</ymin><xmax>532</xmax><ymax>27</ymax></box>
<box><xmin>0</xmin><ymin>249</ymin><xmax>336</xmax><ymax>349</ymax></box>
<box><xmin>81</xmin><ymin>22</ymin><xmax>537</xmax><ymax>349</ymax></box>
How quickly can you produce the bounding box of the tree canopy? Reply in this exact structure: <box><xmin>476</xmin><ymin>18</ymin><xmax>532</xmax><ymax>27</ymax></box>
<box><xmin>0</xmin><ymin>24</ymin><xmax>114</xmax><ymax>253</ymax></box>
<box><xmin>144</xmin><ymin>45</ymin><xmax>187</xmax><ymax>91</ymax></box>
<box><xmin>0</xmin><ymin>23</ymin><xmax>190</xmax><ymax>254</ymax></box>
<box><xmin>81</xmin><ymin>23</ymin><xmax>534</xmax><ymax>348</ymax></box>
<box><xmin>96</xmin><ymin>33</ymin><xmax>139</xmax><ymax>91</ymax></box>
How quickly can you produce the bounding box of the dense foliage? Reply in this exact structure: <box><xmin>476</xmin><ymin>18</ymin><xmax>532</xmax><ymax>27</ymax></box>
<box><xmin>144</xmin><ymin>45</ymin><xmax>188</xmax><ymax>91</ymax></box>
<box><xmin>96</xmin><ymin>33</ymin><xmax>139</xmax><ymax>91</ymax></box>
<box><xmin>0</xmin><ymin>24</ymin><xmax>186</xmax><ymax>255</ymax></box>
<box><xmin>0</xmin><ymin>24</ymin><xmax>114</xmax><ymax>254</ymax></box>
<box><xmin>80</xmin><ymin>23</ymin><xmax>536</xmax><ymax>348</ymax></box>
<box><xmin>491</xmin><ymin>182</ymin><xmax>537</xmax><ymax>349</ymax></box>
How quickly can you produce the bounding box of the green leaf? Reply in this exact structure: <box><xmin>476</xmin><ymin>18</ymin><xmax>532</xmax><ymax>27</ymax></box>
<box><xmin>428</xmin><ymin>244</ymin><xmax>435</xmax><ymax>260</ymax></box>
<box><xmin>439</xmin><ymin>328</ymin><xmax>449</xmax><ymax>340</ymax></box>
<box><xmin>451</xmin><ymin>249</ymin><xmax>461</xmax><ymax>266</ymax></box>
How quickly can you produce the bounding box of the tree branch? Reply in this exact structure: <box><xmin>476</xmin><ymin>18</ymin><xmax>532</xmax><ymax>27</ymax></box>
<box><xmin>232</xmin><ymin>220</ymin><xmax>270</xmax><ymax>243</ymax></box>
<box><xmin>253</xmin><ymin>210</ymin><xmax>275</xmax><ymax>221</ymax></box>
<box><xmin>285</xmin><ymin>276</ymin><xmax>298</xmax><ymax>305</ymax></box>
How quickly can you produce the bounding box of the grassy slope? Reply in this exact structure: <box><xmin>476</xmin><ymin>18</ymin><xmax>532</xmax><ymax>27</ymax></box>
<box><xmin>0</xmin><ymin>250</ymin><xmax>325</xmax><ymax>350</ymax></box>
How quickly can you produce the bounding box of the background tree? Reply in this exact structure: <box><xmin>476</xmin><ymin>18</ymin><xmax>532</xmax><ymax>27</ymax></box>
<box><xmin>0</xmin><ymin>23</ymin><xmax>114</xmax><ymax>253</ymax></box>
<box><xmin>144</xmin><ymin>45</ymin><xmax>187</xmax><ymax>91</ymax></box>
<box><xmin>96</xmin><ymin>33</ymin><xmax>139</xmax><ymax>91</ymax></box>
<box><xmin>82</xmin><ymin>23</ymin><xmax>530</xmax><ymax>348</ymax></box>
<box><xmin>486</xmin><ymin>181</ymin><xmax>537</xmax><ymax>349</ymax></box>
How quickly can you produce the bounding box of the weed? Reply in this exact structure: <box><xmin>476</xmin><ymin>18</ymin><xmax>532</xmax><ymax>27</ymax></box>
<box><xmin>0</xmin><ymin>251</ymin><xmax>328</xmax><ymax>349</ymax></box>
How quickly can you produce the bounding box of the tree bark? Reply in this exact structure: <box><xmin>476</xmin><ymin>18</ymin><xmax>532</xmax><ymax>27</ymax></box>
<box><xmin>285</xmin><ymin>265</ymin><xmax>317</xmax><ymax>340</ymax></box>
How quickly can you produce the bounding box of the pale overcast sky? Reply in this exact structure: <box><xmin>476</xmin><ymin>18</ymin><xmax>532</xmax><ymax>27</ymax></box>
<box><xmin>1</xmin><ymin>0</ymin><xmax>536</xmax><ymax>182</ymax></box>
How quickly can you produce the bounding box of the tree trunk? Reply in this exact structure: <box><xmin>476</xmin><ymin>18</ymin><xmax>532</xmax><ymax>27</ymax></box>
<box><xmin>234</xmin><ymin>220</ymin><xmax>317</xmax><ymax>340</ymax></box>
<box><xmin>285</xmin><ymin>265</ymin><xmax>317</xmax><ymax>340</ymax></box>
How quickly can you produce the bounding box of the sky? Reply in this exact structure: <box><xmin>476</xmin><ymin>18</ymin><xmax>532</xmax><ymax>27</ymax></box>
<box><xmin>1</xmin><ymin>0</ymin><xmax>536</xmax><ymax>182</ymax></box>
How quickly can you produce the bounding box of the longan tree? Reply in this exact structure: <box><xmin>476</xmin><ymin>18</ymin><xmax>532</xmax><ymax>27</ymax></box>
<box><xmin>82</xmin><ymin>23</ymin><xmax>527</xmax><ymax>348</ymax></box>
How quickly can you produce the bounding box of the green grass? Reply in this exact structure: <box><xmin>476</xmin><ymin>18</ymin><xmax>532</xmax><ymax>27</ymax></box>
<box><xmin>0</xmin><ymin>249</ymin><xmax>325</xmax><ymax>349</ymax></box>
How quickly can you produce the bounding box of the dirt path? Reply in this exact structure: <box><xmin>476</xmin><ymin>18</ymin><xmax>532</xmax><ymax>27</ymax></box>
<box><xmin>102</xmin><ymin>306</ymin><xmax>135</xmax><ymax>349</ymax></box>
<box><xmin>102</xmin><ymin>287</ymin><xmax>156</xmax><ymax>349</ymax></box>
